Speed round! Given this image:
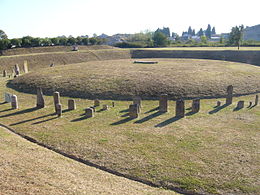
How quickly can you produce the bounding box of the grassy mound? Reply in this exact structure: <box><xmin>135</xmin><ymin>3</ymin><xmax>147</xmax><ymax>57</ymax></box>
<box><xmin>1</xmin><ymin>45</ymin><xmax>115</xmax><ymax>56</ymax></box>
<box><xmin>0</xmin><ymin>49</ymin><xmax>130</xmax><ymax>72</ymax></box>
<box><xmin>9</xmin><ymin>58</ymin><xmax>260</xmax><ymax>99</ymax></box>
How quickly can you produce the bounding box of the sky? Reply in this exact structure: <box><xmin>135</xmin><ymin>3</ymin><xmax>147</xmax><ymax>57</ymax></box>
<box><xmin>0</xmin><ymin>0</ymin><xmax>260</xmax><ymax>38</ymax></box>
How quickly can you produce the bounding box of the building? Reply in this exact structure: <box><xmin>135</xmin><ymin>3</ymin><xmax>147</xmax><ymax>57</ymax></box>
<box><xmin>243</xmin><ymin>24</ymin><xmax>260</xmax><ymax>41</ymax></box>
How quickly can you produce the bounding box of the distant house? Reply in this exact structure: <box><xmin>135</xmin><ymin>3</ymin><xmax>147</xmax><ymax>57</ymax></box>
<box><xmin>244</xmin><ymin>24</ymin><xmax>260</xmax><ymax>41</ymax></box>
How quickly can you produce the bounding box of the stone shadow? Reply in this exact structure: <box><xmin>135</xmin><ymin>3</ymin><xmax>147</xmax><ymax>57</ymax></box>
<box><xmin>144</xmin><ymin>107</ymin><xmax>159</xmax><ymax>114</ymax></box>
<box><xmin>0</xmin><ymin>107</ymin><xmax>40</xmax><ymax>118</ymax></box>
<box><xmin>208</xmin><ymin>103</ymin><xmax>229</xmax><ymax>114</ymax></box>
<box><xmin>134</xmin><ymin>111</ymin><xmax>164</xmax><ymax>124</ymax></box>
<box><xmin>155</xmin><ymin>116</ymin><xmax>181</xmax><ymax>127</ymax></box>
<box><xmin>110</xmin><ymin>117</ymin><xmax>134</xmax><ymax>125</ymax></box>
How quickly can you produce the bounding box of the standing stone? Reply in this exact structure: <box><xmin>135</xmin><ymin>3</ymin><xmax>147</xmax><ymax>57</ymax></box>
<box><xmin>192</xmin><ymin>99</ymin><xmax>200</xmax><ymax>113</ymax></box>
<box><xmin>103</xmin><ymin>104</ymin><xmax>109</xmax><ymax>110</ymax></box>
<box><xmin>133</xmin><ymin>96</ymin><xmax>142</xmax><ymax>108</ymax></box>
<box><xmin>23</xmin><ymin>60</ymin><xmax>29</xmax><ymax>73</ymax></box>
<box><xmin>36</xmin><ymin>88</ymin><xmax>45</xmax><ymax>108</ymax></box>
<box><xmin>217</xmin><ymin>101</ymin><xmax>221</xmax><ymax>107</ymax></box>
<box><xmin>112</xmin><ymin>102</ymin><xmax>115</xmax><ymax>107</ymax></box>
<box><xmin>53</xmin><ymin>91</ymin><xmax>61</xmax><ymax>113</ymax></box>
<box><xmin>85</xmin><ymin>107</ymin><xmax>94</xmax><ymax>117</ymax></box>
<box><xmin>175</xmin><ymin>99</ymin><xmax>185</xmax><ymax>118</ymax></box>
<box><xmin>226</xmin><ymin>85</ymin><xmax>233</xmax><ymax>105</ymax></box>
<box><xmin>248</xmin><ymin>101</ymin><xmax>252</xmax><ymax>108</ymax></box>
<box><xmin>159</xmin><ymin>94</ymin><xmax>168</xmax><ymax>112</ymax></box>
<box><xmin>236</xmin><ymin>101</ymin><xmax>244</xmax><ymax>109</ymax></box>
<box><xmin>94</xmin><ymin>99</ymin><xmax>100</xmax><ymax>107</ymax></box>
<box><xmin>14</xmin><ymin>64</ymin><xmax>20</xmax><ymax>76</ymax></box>
<box><xmin>90</xmin><ymin>106</ymin><xmax>96</xmax><ymax>112</ymax></box>
<box><xmin>11</xmin><ymin>95</ymin><xmax>18</xmax><ymax>109</ymax></box>
<box><xmin>68</xmin><ymin>99</ymin><xmax>76</xmax><ymax>110</ymax></box>
<box><xmin>56</xmin><ymin>103</ymin><xmax>62</xmax><ymax>117</ymax></box>
<box><xmin>129</xmin><ymin>104</ymin><xmax>139</xmax><ymax>118</ymax></box>
<box><xmin>3</xmin><ymin>70</ymin><xmax>7</xmax><ymax>77</ymax></box>
<box><xmin>255</xmin><ymin>95</ymin><xmax>259</xmax><ymax>106</ymax></box>
<box><xmin>4</xmin><ymin>92</ymin><xmax>12</xmax><ymax>103</ymax></box>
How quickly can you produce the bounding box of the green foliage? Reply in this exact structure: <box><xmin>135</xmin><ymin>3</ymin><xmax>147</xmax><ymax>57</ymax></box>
<box><xmin>200</xmin><ymin>35</ymin><xmax>208</xmax><ymax>44</ymax></box>
<box><xmin>0</xmin><ymin>39</ymin><xmax>11</xmax><ymax>50</ymax></box>
<box><xmin>228</xmin><ymin>25</ymin><xmax>244</xmax><ymax>49</ymax></box>
<box><xmin>81</xmin><ymin>37</ymin><xmax>89</xmax><ymax>45</ymax></box>
<box><xmin>197</xmin><ymin>28</ymin><xmax>204</xmax><ymax>37</ymax></box>
<box><xmin>205</xmin><ymin>24</ymin><xmax>212</xmax><ymax>39</ymax></box>
<box><xmin>89</xmin><ymin>37</ymin><xmax>98</xmax><ymax>45</ymax></box>
<box><xmin>10</xmin><ymin>38</ymin><xmax>22</xmax><ymax>47</ymax></box>
<box><xmin>31</xmin><ymin>37</ymin><xmax>42</xmax><ymax>47</ymax></box>
<box><xmin>67</xmin><ymin>37</ymin><xmax>77</xmax><ymax>45</ymax></box>
<box><xmin>50</xmin><ymin>38</ymin><xmax>60</xmax><ymax>45</ymax></box>
<box><xmin>114</xmin><ymin>41</ymin><xmax>147</xmax><ymax>48</ymax></box>
<box><xmin>21</xmin><ymin>36</ymin><xmax>33</xmax><ymax>47</ymax></box>
<box><xmin>0</xmin><ymin>29</ymin><xmax>8</xmax><ymax>39</ymax></box>
<box><xmin>153</xmin><ymin>32</ymin><xmax>169</xmax><ymax>47</ymax></box>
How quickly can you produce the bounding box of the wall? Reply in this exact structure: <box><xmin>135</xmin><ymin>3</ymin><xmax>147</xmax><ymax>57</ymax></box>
<box><xmin>131</xmin><ymin>50</ymin><xmax>260</xmax><ymax>66</ymax></box>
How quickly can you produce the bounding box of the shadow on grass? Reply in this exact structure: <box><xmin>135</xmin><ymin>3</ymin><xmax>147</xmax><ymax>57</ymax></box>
<box><xmin>0</xmin><ymin>102</ymin><xmax>8</xmax><ymax>105</ymax></box>
<box><xmin>134</xmin><ymin>111</ymin><xmax>164</xmax><ymax>124</ymax></box>
<box><xmin>32</xmin><ymin>116</ymin><xmax>59</xmax><ymax>125</ymax></box>
<box><xmin>144</xmin><ymin>106</ymin><xmax>159</xmax><ymax>114</ymax></box>
<box><xmin>110</xmin><ymin>117</ymin><xmax>134</xmax><ymax>125</ymax></box>
<box><xmin>10</xmin><ymin>112</ymin><xmax>56</xmax><ymax>126</ymax></box>
<box><xmin>185</xmin><ymin>111</ymin><xmax>197</xmax><ymax>116</ymax></box>
<box><xmin>186</xmin><ymin>107</ymin><xmax>192</xmax><ymax>111</ymax></box>
<box><xmin>119</xmin><ymin>109</ymin><xmax>129</xmax><ymax>113</ymax></box>
<box><xmin>0</xmin><ymin>107</ymin><xmax>40</xmax><ymax>118</ymax></box>
<box><xmin>208</xmin><ymin>103</ymin><xmax>229</xmax><ymax>114</ymax></box>
<box><xmin>71</xmin><ymin>115</ymin><xmax>94</xmax><ymax>122</ymax></box>
<box><xmin>0</xmin><ymin>108</ymin><xmax>13</xmax><ymax>113</ymax></box>
<box><xmin>155</xmin><ymin>116</ymin><xmax>181</xmax><ymax>127</ymax></box>
<box><xmin>121</xmin><ymin>113</ymin><xmax>129</xmax><ymax>117</ymax></box>
<box><xmin>249</xmin><ymin>104</ymin><xmax>258</xmax><ymax>109</ymax></box>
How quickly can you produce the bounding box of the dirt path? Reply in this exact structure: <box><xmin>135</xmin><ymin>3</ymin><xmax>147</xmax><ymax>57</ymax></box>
<box><xmin>0</xmin><ymin>127</ymin><xmax>178</xmax><ymax>195</ymax></box>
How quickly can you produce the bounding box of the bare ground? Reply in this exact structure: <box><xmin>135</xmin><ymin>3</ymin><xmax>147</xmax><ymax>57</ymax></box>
<box><xmin>0</xmin><ymin>126</ymin><xmax>178</xmax><ymax>195</ymax></box>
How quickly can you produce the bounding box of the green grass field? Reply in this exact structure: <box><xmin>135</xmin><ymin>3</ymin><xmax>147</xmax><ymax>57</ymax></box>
<box><xmin>142</xmin><ymin>47</ymin><xmax>260</xmax><ymax>51</ymax></box>
<box><xmin>1</xmin><ymin>75</ymin><xmax>259</xmax><ymax>194</ymax></box>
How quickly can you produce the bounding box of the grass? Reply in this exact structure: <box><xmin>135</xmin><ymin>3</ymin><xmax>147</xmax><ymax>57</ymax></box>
<box><xmin>9</xmin><ymin>58</ymin><xmax>260</xmax><ymax>100</ymax></box>
<box><xmin>0</xmin><ymin>76</ymin><xmax>259</xmax><ymax>194</ymax></box>
<box><xmin>0</xmin><ymin>127</ymin><xmax>178</xmax><ymax>195</ymax></box>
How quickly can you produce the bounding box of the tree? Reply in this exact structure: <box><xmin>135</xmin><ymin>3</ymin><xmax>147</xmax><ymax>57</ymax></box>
<box><xmin>67</xmin><ymin>37</ymin><xmax>77</xmax><ymax>45</ymax></box>
<box><xmin>212</xmin><ymin>27</ymin><xmax>216</xmax><ymax>35</ymax></box>
<box><xmin>82</xmin><ymin>37</ymin><xmax>89</xmax><ymax>45</ymax></box>
<box><xmin>21</xmin><ymin>36</ymin><xmax>33</xmax><ymax>47</ymax></box>
<box><xmin>50</xmin><ymin>37</ymin><xmax>60</xmax><ymax>45</ymax></box>
<box><xmin>197</xmin><ymin>28</ymin><xmax>204</xmax><ymax>36</ymax></box>
<box><xmin>10</xmin><ymin>38</ymin><xmax>22</xmax><ymax>47</ymax></box>
<box><xmin>0</xmin><ymin>30</ymin><xmax>8</xmax><ymax>39</ymax></box>
<box><xmin>89</xmin><ymin>37</ymin><xmax>98</xmax><ymax>45</ymax></box>
<box><xmin>188</xmin><ymin>26</ymin><xmax>192</xmax><ymax>35</ymax></box>
<box><xmin>200</xmin><ymin>35</ymin><xmax>208</xmax><ymax>44</ymax></box>
<box><xmin>0</xmin><ymin>39</ymin><xmax>11</xmax><ymax>50</ymax></box>
<box><xmin>153</xmin><ymin>32</ymin><xmax>169</xmax><ymax>47</ymax></box>
<box><xmin>205</xmin><ymin>24</ymin><xmax>212</xmax><ymax>39</ymax></box>
<box><xmin>219</xmin><ymin>35</ymin><xmax>225</xmax><ymax>44</ymax></box>
<box><xmin>31</xmin><ymin>37</ymin><xmax>42</xmax><ymax>47</ymax></box>
<box><xmin>155</xmin><ymin>27</ymin><xmax>170</xmax><ymax>37</ymax></box>
<box><xmin>228</xmin><ymin>25</ymin><xmax>244</xmax><ymax>50</ymax></box>
<box><xmin>192</xmin><ymin>29</ymin><xmax>196</xmax><ymax>36</ymax></box>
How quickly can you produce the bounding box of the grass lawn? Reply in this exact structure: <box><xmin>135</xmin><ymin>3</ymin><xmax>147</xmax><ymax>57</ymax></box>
<box><xmin>0</xmin><ymin>76</ymin><xmax>259</xmax><ymax>194</ymax></box>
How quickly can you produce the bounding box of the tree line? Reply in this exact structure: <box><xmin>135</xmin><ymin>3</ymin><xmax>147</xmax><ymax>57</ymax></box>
<box><xmin>0</xmin><ymin>32</ymin><xmax>107</xmax><ymax>50</ymax></box>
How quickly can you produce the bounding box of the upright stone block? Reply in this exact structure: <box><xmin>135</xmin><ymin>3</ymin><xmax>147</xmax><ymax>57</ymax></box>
<box><xmin>112</xmin><ymin>102</ymin><xmax>115</xmax><ymax>107</ymax></box>
<box><xmin>56</xmin><ymin>103</ymin><xmax>62</xmax><ymax>117</ymax></box>
<box><xmin>53</xmin><ymin>91</ymin><xmax>61</xmax><ymax>113</ymax></box>
<box><xmin>255</xmin><ymin>95</ymin><xmax>259</xmax><ymax>106</ymax></box>
<box><xmin>248</xmin><ymin>101</ymin><xmax>252</xmax><ymax>108</ymax></box>
<box><xmin>133</xmin><ymin>96</ymin><xmax>142</xmax><ymax>108</ymax></box>
<box><xmin>226</xmin><ymin>85</ymin><xmax>233</xmax><ymax>105</ymax></box>
<box><xmin>14</xmin><ymin>64</ymin><xmax>20</xmax><ymax>76</ymax></box>
<box><xmin>4</xmin><ymin>92</ymin><xmax>12</xmax><ymax>103</ymax></box>
<box><xmin>129</xmin><ymin>104</ymin><xmax>139</xmax><ymax>118</ymax></box>
<box><xmin>159</xmin><ymin>94</ymin><xmax>168</xmax><ymax>112</ymax></box>
<box><xmin>236</xmin><ymin>101</ymin><xmax>244</xmax><ymax>109</ymax></box>
<box><xmin>94</xmin><ymin>99</ymin><xmax>100</xmax><ymax>107</ymax></box>
<box><xmin>192</xmin><ymin>99</ymin><xmax>200</xmax><ymax>113</ymax></box>
<box><xmin>68</xmin><ymin>99</ymin><xmax>76</xmax><ymax>110</ymax></box>
<box><xmin>3</xmin><ymin>70</ymin><xmax>7</xmax><ymax>77</ymax></box>
<box><xmin>85</xmin><ymin>108</ymin><xmax>94</xmax><ymax>118</ymax></box>
<box><xmin>23</xmin><ymin>60</ymin><xmax>29</xmax><ymax>73</ymax></box>
<box><xmin>90</xmin><ymin>106</ymin><xmax>96</xmax><ymax>112</ymax></box>
<box><xmin>216</xmin><ymin>101</ymin><xmax>221</xmax><ymax>107</ymax></box>
<box><xmin>36</xmin><ymin>88</ymin><xmax>45</xmax><ymax>108</ymax></box>
<box><xmin>11</xmin><ymin>95</ymin><xmax>18</xmax><ymax>109</ymax></box>
<box><xmin>175</xmin><ymin>99</ymin><xmax>185</xmax><ymax>118</ymax></box>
